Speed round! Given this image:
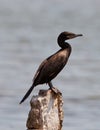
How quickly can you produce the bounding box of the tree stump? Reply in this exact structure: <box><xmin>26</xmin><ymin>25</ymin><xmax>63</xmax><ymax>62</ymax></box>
<box><xmin>26</xmin><ymin>88</ymin><xmax>64</xmax><ymax>130</ymax></box>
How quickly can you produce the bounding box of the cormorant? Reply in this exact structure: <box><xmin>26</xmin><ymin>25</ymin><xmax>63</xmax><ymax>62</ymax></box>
<box><xmin>20</xmin><ymin>31</ymin><xmax>83</xmax><ymax>104</ymax></box>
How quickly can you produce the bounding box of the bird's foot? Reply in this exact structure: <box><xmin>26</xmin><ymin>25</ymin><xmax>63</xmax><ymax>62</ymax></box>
<box><xmin>48</xmin><ymin>82</ymin><xmax>62</xmax><ymax>95</ymax></box>
<box><xmin>49</xmin><ymin>86</ymin><xmax>62</xmax><ymax>95</ymax></box>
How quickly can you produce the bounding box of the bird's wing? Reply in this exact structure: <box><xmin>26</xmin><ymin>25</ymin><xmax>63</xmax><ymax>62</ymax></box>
<box><xmin>33</xmin><ymin>59</ymin><xmax>47</xmax><ymax>82</ymax></box>
<box><xmin>32</xmin><ymin>49</ymin><xmax>68</xmax><ymax>85</ymax></box>
<box><xmin>43</xmin><ymin>55</ymin><xmax>66</xmax><ymax>80</ymax></box>
<box><xmin>32</xmin><ymin>52</ymin><xmax>56</xmax><ymax>84</ymax></box>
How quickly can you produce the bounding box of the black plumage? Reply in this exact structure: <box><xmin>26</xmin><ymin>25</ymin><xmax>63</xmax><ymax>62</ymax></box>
<box><xmin>20</xmin><ymin>31</ymin><xmax>82</xmax><ymax>104</ymax></box>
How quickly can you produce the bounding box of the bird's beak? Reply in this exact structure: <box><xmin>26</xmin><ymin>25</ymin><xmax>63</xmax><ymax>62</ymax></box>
<box><xmin>75</xmin><ymin>34</ymin><xmax>83</xmax><ymax>37</ymax></box>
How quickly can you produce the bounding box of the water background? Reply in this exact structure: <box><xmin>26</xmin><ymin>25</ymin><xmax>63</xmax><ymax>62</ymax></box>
<box><xmin>0</xmin><ymin>0</ymin><xmax>100</xmax><ymax>130</ymax></box>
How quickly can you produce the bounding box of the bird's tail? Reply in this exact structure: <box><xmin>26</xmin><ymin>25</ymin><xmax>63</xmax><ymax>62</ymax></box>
<box><xmin>19</xmin><ymin>84</ymin><xmax>35</xmax><ymax>104</ymax></box>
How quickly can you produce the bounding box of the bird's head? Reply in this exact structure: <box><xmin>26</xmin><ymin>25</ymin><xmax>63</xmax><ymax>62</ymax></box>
<box><xmin>57</xmin><ymin>31</ymin><xmax>83</xmax><ymax>48</ymax></box>
<box><xmin>58</xmin><ymin>31</ymin><xmax>83</xmax><ymax>41</ymax></box>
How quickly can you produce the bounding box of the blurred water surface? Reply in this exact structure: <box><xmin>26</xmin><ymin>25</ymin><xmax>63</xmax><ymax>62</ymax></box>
<box><xmin>0</xmin><ymin>0</ymin><xmax>100</xmax><ymax>130</ymax></box>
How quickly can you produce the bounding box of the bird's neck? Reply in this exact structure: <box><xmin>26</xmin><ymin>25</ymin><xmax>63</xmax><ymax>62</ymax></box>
<box><xmin>57</xmin><ymin>38</ymin><xmax>70</xmax><ymax>49</ymax></box>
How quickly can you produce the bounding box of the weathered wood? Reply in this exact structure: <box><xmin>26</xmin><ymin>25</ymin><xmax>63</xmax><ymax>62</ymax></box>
<box><xmin>26</xmin><ymin>87</ymin><xmax>64</xmax><ymax>130</ymax></box>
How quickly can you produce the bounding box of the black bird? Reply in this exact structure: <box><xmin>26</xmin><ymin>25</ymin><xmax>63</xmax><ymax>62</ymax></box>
<box><xmin>20</xmin><ymin>31</ymin><xmax>83</xmax><ymax>104</ymax></box>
